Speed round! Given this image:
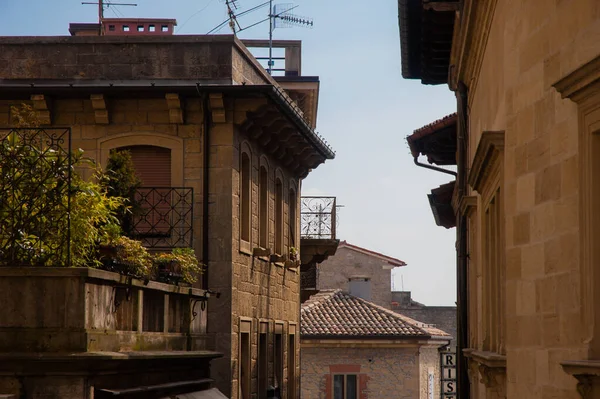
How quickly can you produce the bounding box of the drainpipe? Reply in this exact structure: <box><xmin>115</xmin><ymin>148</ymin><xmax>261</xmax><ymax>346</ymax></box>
<box><xmin>456</xmin><ymin>81</ymin><xmax>470</xmax><ymax>399</ymax></box>
<box><xmin>202</xmin><ymin>92</ymin><xmax>211</xmax><ymax>290</ymax></box>
<box><xmin>413</xmin><ymin>157</ymin><xmax>457</xmax><ymax>176</ymax></box>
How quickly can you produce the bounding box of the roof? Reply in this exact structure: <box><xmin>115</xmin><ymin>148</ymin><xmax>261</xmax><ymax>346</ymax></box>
<box><xmin>398</xmin><ymin>0</ymin><xmax>458</xmax><ymax>84</ymax></box>
<box><xmin>406</xmin><ymin>113</ymin><xmax>457</xmax><ymax>165</ymax></box>
<box><xmin>428</xmin><ymin>181</ymin><xmax>456</xmax><ymax>229</ymax></box>
<box><xmin>338</xmin><ymin>241</ymin><xmax>406</xmax><ymax>267</ymax></box>
<box><xmin>301</xmin><ymin>290</ymin><xmax>450</xmax><ymax>339</ymax></box>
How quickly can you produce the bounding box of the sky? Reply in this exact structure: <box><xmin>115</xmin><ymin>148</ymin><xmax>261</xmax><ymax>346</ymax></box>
<box><xmin>0</xmin><ymin>0</ymin><xmax>457</xmax><ymax>305</ymax></box>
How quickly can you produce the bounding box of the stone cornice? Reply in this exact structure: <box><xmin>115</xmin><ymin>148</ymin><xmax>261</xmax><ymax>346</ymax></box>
<box><xmin>449</xmin><ymin>0</ymin><xmax>498</xmax><ymax>94</ymax></box>
<box><xmin>553</xmin><ymin>54</ymin><xmax>600</xmax><ymax>104</ymax></box>
<box><xmin>468</xmin><ymin>131</ymin><xmax>505</xmax><ymax>192</ymax></box>
<box><xmin>464</xmin><ymin>349</ymin><xmax>507</xmax><ymax>397</ymax></box>
<box><xmin>454</xmin><ymin>195</ymin><xmax>477</xmax><ymax>216</ymax></box>
<box><xmin>561</xmin><ymin>360</ymin><xmax>600</xmax><ymax>398</ymax></box>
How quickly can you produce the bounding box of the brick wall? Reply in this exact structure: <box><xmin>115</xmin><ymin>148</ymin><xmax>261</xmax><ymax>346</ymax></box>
<box><xmin>301</xmin><ymin>346</ymin><xmax>422</xmax><ymax>399</ymax></box>
<box><xmin>317</xmin><ymin>246</ymin><xmax>394</xmax><ymax>309</ymax></box>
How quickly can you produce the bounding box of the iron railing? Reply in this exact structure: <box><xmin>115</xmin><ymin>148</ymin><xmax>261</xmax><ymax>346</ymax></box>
<box><xmin>0</xmin><ymin>127</ymin><xmax>72</xmax><ymax>266</ymax></box>
<box><xmin>129</xmin><ymin>187</ymin><xmax>194</xmax><ymax>250</ymax></box>
<box><xmin>300</xmin><ymin>196</ymin><xmax>336</xmax><ymax>240</ymax></box>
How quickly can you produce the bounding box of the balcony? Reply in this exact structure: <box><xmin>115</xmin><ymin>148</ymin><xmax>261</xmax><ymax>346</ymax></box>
<box><xmin>299</xmin><ymin>196</ymin><xmax>340</xmax><ymax>302</ymax></box>
<box><xmin>0</xmin><ymin>127</ymin><xmax>208</xmax><ymax>354</ymax></box>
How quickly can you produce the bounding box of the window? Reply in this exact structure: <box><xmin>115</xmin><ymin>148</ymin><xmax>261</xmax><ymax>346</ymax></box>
<box><xmin>108</xmin><ymin>25</ymin><xmax>115</xmax><ymax>31</ymax></box>
<box><xmin>288</xmin><ymin>325</ymin><xmax>297</xmax><ymax>399</ymax></box>
<box><xmin>333</xmin><ymin>374</ymin><xmax>357</xmax><ymax>399</ymax></box>
<box><xmin>288</xmin><ymin>188</ymin><xmax>297</xmax><ymax>249</ymax></box>
<box><xmin>240</xmin><ymin>151</ymin><xmax>251</xmax><ymax>244</ymax></box>
<box><xmin>258</xmin><ymin>322</ymin><xmax>268</xmax><ymax>399</ymax></box>
<box><xmin>348</xmin><ymin>277</ymin><xmax>371</xmax><ymax>301</ymax></box>
<box><xmin>483</xmin><ymin>188</ymin><xmax>504</xmax><ymax>353</ymax></box>
<box><xmin>122</xmin><ymin>25</ymin><xmax>130</xmax><ymax>32</ymax></box>
<box><xmin>274</xmin><ymin>323</ymin><xmax>284</xmax><ymax>391</ymax></box>
<box><xmin>468</xmin><ymin>131</ymin><xmax>505</xmax><ymax>355</ymax></box>
<box><xmin>149</xmin><ymin>24</ymin><xmax>156</xmax><ymax>32</ymax></box>
<box><xmin>161</xmin><ymin>25</ymin><xmax>169</xmax><ymax>32</ymax></box>
<box><xmin>137</xmin><ymin>25</ymin><xmax>144</xmax><ymax>32</ymax></box>
<box><xmin>259</xmin><ymin>165</ymin><xmax>268</xmax><ymax>249</ymax></box>
<box><xmin>275</xmin><ymin>177</ymin><xmax>283</xmax><ymax>254</ymax></box>
<box><xmin>239</xmin><ymin>320</ymin><xmax>252</xmax><ymax>399</ymax></box>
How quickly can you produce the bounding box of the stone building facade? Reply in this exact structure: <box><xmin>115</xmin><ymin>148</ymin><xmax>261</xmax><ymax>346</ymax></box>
<box><xmin>400</xmin><ymin>0</ymin><xmax>600</xmax><ymax>398</ymax></box>
<box><xmin>315</xmin><ymin>241</ymin><xmax>406</xmax><ymax>309</ymax></box>
<box><xmin>300</xmin><ymin>290</ymin><xmax>451</xmax><ymax>399</ymax></box>
<box><xmin>0</xmin><ymin>26</ymin><xmax>333</xmax><ymax>399</ymax></box>
<box><xmin>392</xmin><ymin>291</ymin><xmax>457</xmax><ymax>348</ymax></box>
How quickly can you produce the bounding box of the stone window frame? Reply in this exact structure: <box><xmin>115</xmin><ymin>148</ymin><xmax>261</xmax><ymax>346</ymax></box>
<box><xmin>468</xmin><ymin>131</ymin><xmax>505</xmax><ymax>355</ymax></box>
<box><xmin>288</xmin><ymin>179</ymin><xmax>298</xmax><ymax>250</ymax></box>
<box><xmin>258</xmin><ymin>320</ymin><xmax>269</xmax><ymax>399</ymax></box>
<box><xmin>239</xmin><ymin>141</ymin><xmax>253</xmax><ymax>256</ymax></box>
<box><xmin>274</xmin><ymin>321</ymin><xmax>285</xmax><ymax>392</ymax></box>
<box><xmin>258</xmin><ymin>156</ymin><xmax>270</xmax><ymax>251</ymax></box>
<box><xmin>239</xmin><ymin>317</ymin><xmax>252</xmax><ymax>399</ymax></box>
<box><xmin>287</xmin><ymin>323</ymin><xmax>297</xmax><ymax>399</ymax></box>
<box><xmin>97</xmin><ymin>133</ymin><xmax>184</xmax><ymax>186</ymax></box>
<box><xmin>325</xmin><ymin>365</ymin><xmax>363</xmax><ymax>399</ymax></box>
<box><xmin>274</xmin><ymin>169</ymin><xmax>285</xmax><ymax>256</ymax></box>
<box><xmin>554</xmin><ymin>54</ymin><xmax>600</xmax><ymax>362</ymax></box>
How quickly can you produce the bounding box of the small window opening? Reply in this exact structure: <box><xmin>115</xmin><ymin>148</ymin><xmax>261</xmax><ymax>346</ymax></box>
<box><xmin>108</xmin><ymin>25</ymin><xmax>116</xmax><ymax>31</ymax></box>
<box><xmin>161</xmin><ymin>25</ymin><xmax>169</xmax><ymax>32</ymax></box>
<box><xmin>149</xmin><ymin>24</ymin><xmax>156</xmax><ymax>32</ymax></box>
<box><xmin>137</xmin><ymin>25</ymin><xmax>144</xmax><ymax>32</ymax></box>
<box><xmin>259</xmin><ymin>166</ymin><xmax>268</xmax><ymax>248</ymax></box>
<box><xmin>122</xmin><ymin>25</ymin><xmax>130</xmax><ymax>32</ymax></box>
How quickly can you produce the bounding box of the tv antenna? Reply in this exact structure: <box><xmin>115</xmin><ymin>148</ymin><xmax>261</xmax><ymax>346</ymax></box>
<box><xmin>82</xmin><ymin>0</ymin><xmax>138</xmax><ymax>23</ymax></box>
<box><xmin>208</xmin><ymin>1</ymin><xmax>312</xmax><ymax>74</ymax></box>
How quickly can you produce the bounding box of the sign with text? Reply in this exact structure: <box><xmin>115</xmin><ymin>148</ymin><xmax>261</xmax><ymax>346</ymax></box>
<box><xmin>440</xmin><ymin>350</ymin><xmax>457</xmax><ymax>399</ymax></box>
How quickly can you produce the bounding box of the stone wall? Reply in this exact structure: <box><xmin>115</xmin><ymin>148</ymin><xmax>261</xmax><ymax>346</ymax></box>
<box><xmin>226</xmin><ymin>101</ymin><xmax>302</xmax><ymax>398</ymax></box>
<box><xmin>317</xmin><ymin>246</ymin><xmax>394</xmax><ymax>309</ymax></box>
<box><xmin>392</xmin><ymin>292</ymin><xmax>457</xmax><ymax>347</ymax></box>
<box><xmin>0</xmin><ymin>35</ymin><xmax>271</xmax><ymax>85</ymax></box>
<box><xmin>460</xmin><ymin>0</ymin><xmax>600</xmax><ymax>397</ymax></box>
<box><xmin>301</xmin><ymin>346</ymin><xmax>421</xmax><ymax>399</ymax></box>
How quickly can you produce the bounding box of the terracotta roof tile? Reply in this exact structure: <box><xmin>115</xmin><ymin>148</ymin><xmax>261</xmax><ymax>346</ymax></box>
<box><xmin>301</xmin><ymin>290</ymin><xmax>451</xmax><ymax>339</ymax></box>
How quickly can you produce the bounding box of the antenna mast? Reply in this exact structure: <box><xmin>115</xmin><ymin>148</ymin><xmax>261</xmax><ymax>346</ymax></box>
<box><xmin>82</xmin><ymin>0</ymin><xmax>138</xmax><ymax>23</ymax></box>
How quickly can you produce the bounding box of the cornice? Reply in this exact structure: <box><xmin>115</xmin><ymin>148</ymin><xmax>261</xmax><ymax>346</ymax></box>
<box><xmin>553</xmin><ymin>54</ymin><xmax>600</xmax><ymax>104</ymax></box>
<box><xmin>456</xmin><ymin>195</ymin><xmax>478</xmax><ymax>216</ymax></box>
<box><xmin>468</xmin><ymin>131</ymin><xmax>505</xmax><ymax>192</ymax></box>
<box><xmin>464</xmin><ymin>348</ymin><xmax>507</xmax><ymax>396</ymax></box>
<box><xmin>449</xmin><ymin>0</ymin><xmax>498</xmax><ymax>93</ymax></box>
<box><xmin>561</xmin><ymin>360</ymin><xmax>600</xmax><ymax>399</ymax></box>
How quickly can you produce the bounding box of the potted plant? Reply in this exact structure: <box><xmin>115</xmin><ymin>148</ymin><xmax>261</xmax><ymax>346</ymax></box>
<box><xmin>99</xmin><ymin>236</ymin><xmax>153</xmax><ymax>279</ymax></box>
<box><xmin>153</xmin><ymin>247</ymin><xmax>203</xmax><ymax>285</ymax></box>
<box><xmin>288</xmin><ymin>247</ymin><xmax>298</xmax><ymax>261</ymax></box>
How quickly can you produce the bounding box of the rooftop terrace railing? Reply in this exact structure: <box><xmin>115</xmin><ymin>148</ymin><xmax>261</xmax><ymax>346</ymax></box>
<box><xmin>300</xmin><ymin>196</ymin><xmax>336</xmax><ymax>240</ymax></box>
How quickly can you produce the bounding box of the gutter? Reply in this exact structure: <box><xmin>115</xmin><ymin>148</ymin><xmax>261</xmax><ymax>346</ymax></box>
<box><xmin>413</xmin><ymin>156</ymin><xmax>457</xmax><ymax>176</ymax></box>
<box><xmin>202</xmin><ymin>92</ymin><xmax>210</xmax><ymax>292</ymax></box>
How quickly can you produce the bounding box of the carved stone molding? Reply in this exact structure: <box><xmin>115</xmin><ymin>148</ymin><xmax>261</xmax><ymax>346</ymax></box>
<box><xmin>90</xmin><ymin>94</ymin><xmax>109</xmax><ymax>124</ymax></box>
<box><xmin>464</xmin><ymin>349</ymin><xmax>507</xmax><ymax>398</ymax></box>
<box><xmin>468</xmin><ymin>131</ymin><xmax>505</xmax><ymax>193</ymax></box>
<box><xmin>30</xmin><ymin>94</ymin><xmax>51</xmax><ymax>125</ymax></box>
<box><xmin>165</xmin><ymin>93</ymin><xmax>184</xmax><ymax>124</ymax></box>
<box><xmin>553</xmin><ymin>54</ymin><xmax>600</xmax><ymax>104</ymax></box>
<box><xmin>561</xmin><ymin>360</ymin><xmax>600</xmax><ymax>398</ymax></box>
<box><xmin>208</xmin><ymin>93</ymin><xmax>226</xmax><ymax>123</ymax></box>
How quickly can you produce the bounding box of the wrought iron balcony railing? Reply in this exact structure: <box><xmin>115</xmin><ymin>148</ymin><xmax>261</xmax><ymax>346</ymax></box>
<box><xmin>129</xmin><ymin>187</ymin><xmax>194</xmax><ymax>250</ymax></box>
<box><xmin>300</xmin><ymin>196</ymin><xmax>336</xmax><ymax>240</ymax></box>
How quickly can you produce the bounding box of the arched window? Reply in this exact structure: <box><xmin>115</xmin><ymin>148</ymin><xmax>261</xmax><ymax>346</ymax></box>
<box><xmin>275</xmin><ymin>177</ymin><xmax>283</xmax><ymax>255</ymax></box>
<box><xmin>240</xmin><ymin>151</ymin><xmax>251</xmax><ymax>243</ymax></box>
<box><xmin>259</xmin><ymin>165</ymin><xmax>269</xmax><ymax>249</ymax></box>
<box><xmin>288</xmin><ymin>187</ymin><xmax>297</xmax><ymax>249</ymax></box>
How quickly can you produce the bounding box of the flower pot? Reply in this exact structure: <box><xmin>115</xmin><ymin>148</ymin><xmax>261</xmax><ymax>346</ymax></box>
<box><xmin>155</xmin><ymin>259</ymin><xmax>184</xmax><ymax>285</ymax></box>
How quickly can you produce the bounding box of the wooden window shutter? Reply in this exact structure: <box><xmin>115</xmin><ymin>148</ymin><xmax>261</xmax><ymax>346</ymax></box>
<box><xmin>124</xmin><ymin>145</ymin><xmax>171</xmax><ymax>186</ymax></box>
